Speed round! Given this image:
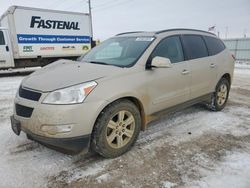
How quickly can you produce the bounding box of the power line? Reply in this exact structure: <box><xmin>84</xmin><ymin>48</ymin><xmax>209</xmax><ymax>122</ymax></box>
<box><xmin>93</xmin><ymin>0</ymin><xmax>123</xmax><ymax>9</ymax></box>
<box><xmin>63</xmin><ymin>0</ymin><xmax>88</xmax><ymax>11</ymax></box>
<box><xmin>54</xmin><ymin>0</ymin><xmax>78</xmax><ymax>9</ymax></box>
<box><xmin>48</xmin><ymin>0</ymin><xmax>65</xmax><ymax>8</ymax></box>
<box><xmin>93</xmin><ymin>0</ymin><xmax>136</xmax><ymax>12</ymax></box>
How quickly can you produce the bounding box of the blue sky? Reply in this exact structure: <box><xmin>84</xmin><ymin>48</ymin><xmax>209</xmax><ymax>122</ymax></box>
<box><xmin>1</xmin><ymin>0</ymin><xmax>250</xmax><ymax>40</ymax></box>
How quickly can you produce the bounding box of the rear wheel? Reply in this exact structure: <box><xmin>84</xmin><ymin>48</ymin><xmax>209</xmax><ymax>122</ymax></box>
<box><xmin>207</xmin><ymin>78</ymin><xmax>230</xmax><ymax>111</ymax></box>
<box><xmin>91</xmin><ymin>100</ymin><xmax>141</xmax><ymax>158</ymax></box>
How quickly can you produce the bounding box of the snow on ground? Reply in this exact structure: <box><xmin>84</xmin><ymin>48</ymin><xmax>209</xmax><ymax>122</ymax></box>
<box><xmin>0</xmin><ymin>67</ymin><xmax>40</xmax><ymax>76</ymax></box>
<box><xmin>0</xmin><ymin>76</ymin><xmax>76</xmax><ymax>188</ymax></box>
<box><xmin>160</xmin><ymin>181</ymin><xmax>177</xmax><ymax>188</ymax></box>
<box><xmin>187</xmin><ymin>151</ymin><xmax>250</xmax><ymax>188</ymax></box>
<box><xmin>0</xmin><ymin>65</ymin><xmax>250</xmax><ymax>188</ymax></box>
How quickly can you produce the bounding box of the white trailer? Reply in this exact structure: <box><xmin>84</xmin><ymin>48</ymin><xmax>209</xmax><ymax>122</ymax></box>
<box><xmin>0</xmin><ymin>6</ymin><xmax>92</xmax><ymax>69</ymax></box>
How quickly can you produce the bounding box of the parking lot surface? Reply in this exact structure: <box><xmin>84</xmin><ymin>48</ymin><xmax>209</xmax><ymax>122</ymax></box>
<box><xmin>0</xmin><ymin>65</ymin><xmax>249</xmax><ymax>188</ymax></box>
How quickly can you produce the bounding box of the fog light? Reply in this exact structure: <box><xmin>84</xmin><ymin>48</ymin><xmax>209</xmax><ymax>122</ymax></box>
<box><xmin>41</xmin><ymin>124</ymin><xmax>74</xmax><ymax>135</ymax></box>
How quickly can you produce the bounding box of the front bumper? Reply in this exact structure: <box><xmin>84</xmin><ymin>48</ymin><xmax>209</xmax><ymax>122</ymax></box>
<box><xmin>27</xmin><ymin>130</ymin><xmax>91</xmax><ymax>154</ymax></box>
<box><xmin>13</xmin><ymin>92</ymin><xmax>106</xmax><ymax>138</ymax></box>
<box><xmin>11</xmin><ymin>88</ymin><xmax>109</xmax><ymax>154</ymax></box>
<box><xmin>11</xmin><ymin>115</ymin><xmax>91</xmax><ymax>154</ymax></box>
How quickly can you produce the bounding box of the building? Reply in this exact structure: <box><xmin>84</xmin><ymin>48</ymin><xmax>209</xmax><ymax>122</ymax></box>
<box><xmin>223</xmin><ymin>38</ymin><xmax>250</xmax><ymax>61</ymax></box>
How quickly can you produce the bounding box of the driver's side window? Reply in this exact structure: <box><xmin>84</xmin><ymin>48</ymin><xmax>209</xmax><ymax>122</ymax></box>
<box><xmin>0</xmin><ymin>31</ymin><xmax>5</xmax><ymax>45</ymax></box>
<box><xmin>95</xmin><ymin>42</ymin><xmax>122</xmax><ymax>60</ymax></box>
<box><xmin>151</xmin><ymin>36</ymin><xmax>184</xmax><ymax>63</ymax></box>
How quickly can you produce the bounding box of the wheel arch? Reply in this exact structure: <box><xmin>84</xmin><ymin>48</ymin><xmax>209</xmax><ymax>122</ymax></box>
<box><xmin>124</xmin><ymin>96</ymin><xmax>147</xmax><ymax>131</ymax></box>
<box><xmin>93</xmin><ymin>96</ymin><xmax>147</xmax><ymax>133</ymax></box>
<box><xmin>221</xmin><ymin>73</ymin><xmax>231</xmax><ymax>86</ymax></box>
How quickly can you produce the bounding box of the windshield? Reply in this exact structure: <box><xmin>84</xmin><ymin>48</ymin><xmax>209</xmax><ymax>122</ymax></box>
<box><xmin>79</xmin><ymin>36</ymin><xmax>155</xmax><ymax>67</ymax></box>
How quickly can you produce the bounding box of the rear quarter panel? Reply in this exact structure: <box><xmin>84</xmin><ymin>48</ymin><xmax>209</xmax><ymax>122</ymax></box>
<box><xmin>215</xmin><ymin>49</ymin><xmax>235</xmax><ymax>88</ymax></box>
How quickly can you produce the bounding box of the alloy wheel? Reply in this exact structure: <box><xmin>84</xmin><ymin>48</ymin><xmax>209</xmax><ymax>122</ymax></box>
<box><xmin>217</xmin><ymin>83</ymin><xmax>228</xmax><ymax>106</ymax></box>
<box><xmin>106</xmin><ymin>110</ymin><xmax>135</xmax><ymax>149</ymax></box>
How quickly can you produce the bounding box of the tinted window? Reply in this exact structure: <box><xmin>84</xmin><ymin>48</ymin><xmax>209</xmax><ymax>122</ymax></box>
<box><xmin>0</xmin><ymin>31</ymin><xmax>5</xmax><ymax>45</ymax></box>
<box><xmin>151</xmin><ymin>36</ymin><xmax>184</xmax><ymax>63</ymax></box>
<box><xmin>204</xmin><ymin>36</ymin><xmax>225</xmax><ymax>55</ymax></box>
<box><xmin>182</xmin><ymin>35</ymin><xmax>208</xmax><ymax>60</ymax></box>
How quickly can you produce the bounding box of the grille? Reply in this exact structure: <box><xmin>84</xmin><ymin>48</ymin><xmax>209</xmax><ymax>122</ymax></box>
<box><xmin>15</xmin><ymin>104</ymin><xmax>34</xmax><ymax>118</ymax></box>
<box><xmin>19</xmin><ymin>86</ymin><xmax>41</xmax><ymax>101</ymax></box>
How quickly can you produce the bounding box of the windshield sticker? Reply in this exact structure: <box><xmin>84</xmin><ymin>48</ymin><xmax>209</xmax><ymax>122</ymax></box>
<box><xmin>135</xmin><ymin>37</ymin><xmax>155</xmax><ymax>42</ymax></box>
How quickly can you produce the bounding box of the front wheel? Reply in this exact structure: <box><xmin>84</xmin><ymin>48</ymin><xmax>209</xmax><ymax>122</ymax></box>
<box><xmin>207</xmin><ymin>78</ymin><xmax>230</xmax><ymax>111</ymax></box>
<box><xmin>91</xmin><ymin>100</ymin><xmax>141</xmax><ymax>158</ymax></box>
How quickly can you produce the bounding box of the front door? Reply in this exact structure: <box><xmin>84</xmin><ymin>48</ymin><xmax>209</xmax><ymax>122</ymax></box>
<box><xmin>146</xmin><ymin>36</ymin><xmax>191</xmax><ymax>114</ymax></box>
<box><xmin>0</xmin><ymin>29</ymin><xmax>14</xmax><ymax>68</ymax></box>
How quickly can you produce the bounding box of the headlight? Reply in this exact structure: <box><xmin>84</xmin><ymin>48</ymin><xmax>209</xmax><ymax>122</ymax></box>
<box><xmin>43</xmin><ymin>81</ymin><xmax>97</xmax><ymax>104</ymax></box>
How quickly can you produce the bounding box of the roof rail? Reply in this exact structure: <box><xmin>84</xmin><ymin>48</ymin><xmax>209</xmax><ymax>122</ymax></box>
<box><xmin>155</xmin><ymin>28</ymin><xmax>216</xmax><ymax>36</ymax></box>
<box><xmin>116</xmin><ymin>31</ymin><xmax>145</xmax><ymax>36</ymax></box>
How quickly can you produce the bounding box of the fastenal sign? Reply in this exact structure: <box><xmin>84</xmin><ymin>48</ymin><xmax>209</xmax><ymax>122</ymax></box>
<box><xmin>30</xmin><ymin>16</ymin><xmax>80</xmax><ymax>30</ymax></box>
<box><xmin>13</xmin><ymin>8</ymin><xmax>91</xmax><ymax>57</ymax></box>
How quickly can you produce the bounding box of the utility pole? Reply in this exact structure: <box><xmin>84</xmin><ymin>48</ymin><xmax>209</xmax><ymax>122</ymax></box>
<box><xmin>88</xmin><ymin>0</ymin><xmax>94</xmax><ymax>46</ymax></box>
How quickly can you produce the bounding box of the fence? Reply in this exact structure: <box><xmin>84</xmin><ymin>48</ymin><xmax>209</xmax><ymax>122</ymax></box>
<box><xmin>223</xmin><ymin>38</ymin><xmax>250</xmax><ymax>61</ymax></box>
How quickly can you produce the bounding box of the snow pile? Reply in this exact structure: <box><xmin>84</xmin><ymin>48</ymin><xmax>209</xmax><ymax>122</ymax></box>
<box><xmin>188</xmin><ymin>151</ymin><xmax>250</xmax><ymax>188</ymax></box>
<box><xmin>160</xmin><ymin>181</ymin><xmax>177</xmax><ymax>188</ymax></box>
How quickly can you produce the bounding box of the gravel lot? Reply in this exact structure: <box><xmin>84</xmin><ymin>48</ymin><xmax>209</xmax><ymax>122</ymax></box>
<box><xmin>0</xmin><ymin>64</ymin><xmax>249</xmax><ymax>188</ymax></box>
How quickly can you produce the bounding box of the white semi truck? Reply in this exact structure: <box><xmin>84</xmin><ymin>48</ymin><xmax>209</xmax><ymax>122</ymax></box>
<box><xmin>0</xmin><ymin>6</ymin><xmax>92</xmax><ymax>69</ymax></box>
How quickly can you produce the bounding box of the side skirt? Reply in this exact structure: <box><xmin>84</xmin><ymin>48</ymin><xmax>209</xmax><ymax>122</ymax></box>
<box><xmin>146</xmin><ymin>93</ymin><xmax>213</xmax><ymax>125</ymax></box>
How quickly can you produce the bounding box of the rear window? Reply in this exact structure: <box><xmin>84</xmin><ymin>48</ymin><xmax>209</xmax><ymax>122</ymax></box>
<box><xmin>204</xmin><ymin>36</ymin><xmax>225</xmax><ymax>56</ymax></box>
<box><xmin>0</xmin><ymin>31</ymin><xmax>5</xmax><ymax>45</ymax></box>
<box><xmin>182</xmin><ymin>35</ymin><xmax>208</xmax><ymax>60</ymax></box>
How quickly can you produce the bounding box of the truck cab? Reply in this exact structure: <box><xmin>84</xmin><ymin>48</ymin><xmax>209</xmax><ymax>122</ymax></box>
<box><xmin>0</xmin><ymin>27</ymin><xmax>14</xmax><ymax>69</ymax></box>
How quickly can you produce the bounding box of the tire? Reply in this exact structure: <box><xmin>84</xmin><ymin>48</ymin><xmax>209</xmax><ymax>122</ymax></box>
<box><xmin>207</xmin><ymin>78</ymin><xmax>230</xmax><ymax>111</ymax></box>
<box><xmin>91</xmin><ymin>100</ymin><xmax>141</xmax><ymax>158</ymax></box>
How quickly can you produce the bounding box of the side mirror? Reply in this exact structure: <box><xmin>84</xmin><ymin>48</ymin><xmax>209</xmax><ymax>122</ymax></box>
<box><xmin>151</xmin><ymin>56</ymin><xmax>172</xmax><ymax>68</ymax></box>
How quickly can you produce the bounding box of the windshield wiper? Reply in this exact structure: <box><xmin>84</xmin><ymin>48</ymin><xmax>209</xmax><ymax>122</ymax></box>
<box><xmin>87</xmin><ymin>61</ymin><xmax>124</xmax><ymax>68</ymax></box>
<box><xmin>89</xmin><ymin>61</ymin><xmax>110</xmax><ymax>65</ymax></box>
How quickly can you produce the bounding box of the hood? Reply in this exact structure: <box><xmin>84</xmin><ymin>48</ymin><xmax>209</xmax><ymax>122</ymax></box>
<box><xmin>22</xmin><ymin>60</ymin><xmax>123</xmax><ymax>92</ymax></box>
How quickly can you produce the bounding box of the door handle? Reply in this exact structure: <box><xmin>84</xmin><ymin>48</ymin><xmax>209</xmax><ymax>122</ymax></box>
<box><xmin>210</xmin><ymin>63</ymin><xmax>216</xmax><ymax>68</ymax></box>
<box><xmin>6</xmin><ymin>46</ymin><xmax>9</xmax><ymax>52</ymax></box>
<box><xmin>182</xmin><ymin>69</ymin><xmax>190</xmax><ymax>75</ymax></box>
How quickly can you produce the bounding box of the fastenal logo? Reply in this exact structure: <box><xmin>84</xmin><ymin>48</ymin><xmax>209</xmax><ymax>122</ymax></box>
<box><xmin>40</xmin><ymin>47</ymin><xmax>55</xmax><ymax>51</ymax></box>
<box><xmin>30</xmin><ymin>16</ymin><xmax>80</xmax><ymax>30</ymax></box>
<box><xmin>23</xmin><ymin>46</ymin><xmax>33</xmax><ymax>52</ymax></box>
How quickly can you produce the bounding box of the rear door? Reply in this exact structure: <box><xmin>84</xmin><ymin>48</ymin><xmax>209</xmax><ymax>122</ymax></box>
<box><xmin>0</xmin><ymin>29</ymin><xmax>14</xmax><ymax>68</ymax></box>
<box><xmin>181</xmin><ymin>35</ymin><xmax>215</xmax><ymax>99</ymax></box>
<box><xmin>203</xmin><ymin>36</ymin><xmax>226</xmax><ymax>91</ymax></box>
<box><xmin>146</xmin><ymin>36</ymin><xmax>191</xmax><ymax>114</ymax></box>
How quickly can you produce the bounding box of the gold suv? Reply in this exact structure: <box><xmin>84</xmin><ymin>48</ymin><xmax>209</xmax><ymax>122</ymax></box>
<box><xmin>11</xmin><ymin>29</ymin><xmax>235</xmax><ymax>158</ymax></box>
